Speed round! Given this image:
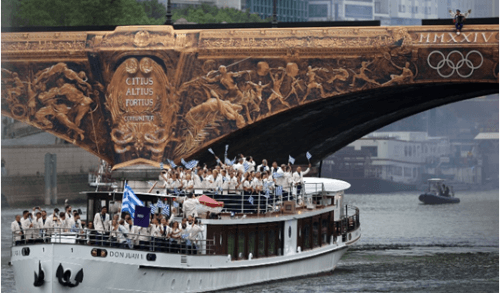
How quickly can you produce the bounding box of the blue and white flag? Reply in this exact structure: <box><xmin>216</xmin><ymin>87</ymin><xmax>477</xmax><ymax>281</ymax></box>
<box><xmin>224</xmin><ymin>144</ymin><xmax>229</xmax><ymax>160</ymax></box>
<box><xmin>121</xmin><ymin>184</ymin><xmax>144</xmax><ymax>220</ymax></box>
<box><xmin>181</xmin><ymin>158</ymin><xmax>188</xmax><ymax>168</ymax></box>
<box><xmin>147</xmin><ymin>181</ymin><xmax>155</xmax><ymax>187</ymax></box>
<box><xmin>160</xmin><ymin>162</ymin><xmax>164</xmax><ymax>170</ymax></box>
<box><xmin>263</xmin><ymin>189</ymin><xmax>270</xmax><ymax>199</ymax></box>
<box><xmin>173</xmin><ymin>201</ymin><xmax>179</xmax><ymax>208</ymax></box>
<box><xmin>156</xmin><ymin>199</ymin><xmax>165</xmax><ymax>208</ymax></box>
<box><xmin>185</xmin><ymin>160</ymin><xmax>198</xmax><ymax>169</ymax></box>
<box><xmin>288</xmin><ymin>155</ymin><xmax>295</xmax><ymax>165</ymax></box>
<box><xmin>306</xmin><ymin>151</ymin><xmax>312</xmax><ymax>161</ymax></box>
<box><xmin>162</xmin><ymin>205</ymin><xmax>170</xmax><ymax>217</ymax></box>
<box><xmin>248</xmin><ymin>195</ymin><xmax>254</xmax><ymax>205</ymax></box>
<box><xmin>276</xmin><ymin>186</ymin><xmax>283</xmax><ymax>196</ymax></box>
<box><xmin>208</xmin><ymin>148</ymin><xmax>215</xmax><ymax>155</ymax></box>
<box><xmin>167</xmin><ymin>159</ymin><xmax>177</xmax><ymax>169</ymax></box>
<box><xmin>243</xmin><ymin>161</ymin><xmax>250</xmax><ymax>172</ymax></box>
<box><xmin>225</xmin><ymin>157</ymin><xmax>234</xmax><ymax>166</ymax></box>
<box><xmin>149</xmin><ymin>203</ymin><xmax>158</xmax><ymax>214</ymax></box>
<box><xmin>273</xmin><ymin>172</ymin><xmax>283</xmax><ymax>178</ymax></box>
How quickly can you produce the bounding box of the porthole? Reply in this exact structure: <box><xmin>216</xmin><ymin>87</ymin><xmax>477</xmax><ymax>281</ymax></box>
<box><xmin>349</xmin><ymin>233</ymin><xmax>352</xmax><ymax>240</ymax></box>
<box><xmin>199</xmin><ymin>279</ymin><xmax>202</xmax><ymax>288</ymax></box>
<box><xmin>288</xmin><ymin>226</ymin><xmax>292</xmax><ymax>238</ymax></box>
<box><xmin>171</xmin><ymin>279</ymin><xmax>176</xmax><ymax>290</ymax></box>
<box><xmin>187</xmin><ymin>279</ymin><xmax>191</xmax><ymax>290</ymax></box>
<box><xmin>22</xmin><ymin>247</ymin><xmax>30</xmax><ymax>256</ymax></box>
<box><xmin>146</xmin><ymin>253</ymin><xmax>156</xmax><ymax>261</ymax></box>
<box><xmin>91</xmin><ymin>248</ymin><xmax>107</xmax><ymax>257</ymax></box>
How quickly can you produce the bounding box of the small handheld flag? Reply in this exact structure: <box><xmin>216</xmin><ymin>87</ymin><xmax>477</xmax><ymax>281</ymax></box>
<box><xmin>208</xmin><ymin>148</ymin><xmax>215</xmax><ymax>155</ymax></box>
<box><xmin>288</xmin><ymin>155</ymin><xmax>295</xmax><ymax>165</ymax></box>
<box><xmin>273</xmin><ymin>172</ymin><xmax>283</xmax><ymax>178</ymax></box>
<box><xmin>243</xmin><ymin>161</ymin><xmax>250</xmax><ymax>172</ymax></box>
<box><xmin>248</xmin><ymin>196</ymin><xmax>254</xmax><ymax>205</ymax></box>
<box><xmin>224</xmin><ymin>144</ymin><xmax>229</xmax><ymax>160</ymax></box>
<box><xmin>168</xmin><ymin>159</ymin><xmax>177</xmax><ymax>169</ymax></box>
<box><xmin>185</xmin><ymin>160</ymin><xmax>198</xmax><ymax>169</ymax></box>
<box><xmin>149</xmin><ymin>203</ymin><xmax>158</xmax><ymax>214</ymax></box>
<box><xmin>306</xmin><ymin>151</ymin><xmax>312</xmax><ymax>161</ymax></box>
<box><xmin>181</xmin><ymin>158</ymin><xmax>188</xmax><ymax>168</ymax></box>
<box><xmin>162</xmin><ymin>205</ymin><xmax>170</xmax><ymax>217</ymax></box>
<box><xmin>160</xmin><ymin>162</ymin><xmax>164</xmax><ymax>170</ymax></box>
<box><xmin>276</xmin><ymin>186</ymin><xmax>283</xmax><ymax>196</ymax></box>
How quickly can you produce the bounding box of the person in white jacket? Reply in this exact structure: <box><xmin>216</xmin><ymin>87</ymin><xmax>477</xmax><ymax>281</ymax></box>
<box><xmin>20</xmin><ymin>210</ymin><xmax>34</xmax><ymax>243</ymax></box>
<box><xmin>11</xmin><ymin>215</ymin><xmax>23</xmax><ymax>245</ymax></box>
<box><xmin>292</xmin><ymin>163</ymin><xmax>311</xmax><ymax>197</ymax></box>
<box><xmin>93</xmin><ymin>207</ymin><xmax>110</xmax><ymax>245</ymax></box>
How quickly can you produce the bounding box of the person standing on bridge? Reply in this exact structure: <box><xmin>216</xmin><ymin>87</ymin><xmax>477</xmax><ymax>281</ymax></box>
<box><xmin>450</xmin><ymin>9</ymin><xmax>471</xmax><ymax>35</ymax></box>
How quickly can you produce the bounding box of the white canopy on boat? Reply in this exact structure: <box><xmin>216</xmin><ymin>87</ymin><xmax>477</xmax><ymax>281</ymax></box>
<box><xmin>303</xmin><ymin>177</ymin><xmax>351</xmax><ymax>193</ymax></box>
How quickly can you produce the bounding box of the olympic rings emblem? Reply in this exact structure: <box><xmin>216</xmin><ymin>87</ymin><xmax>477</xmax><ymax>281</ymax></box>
<box><xmin>427</xmin><ymin>50</ymin><xmax>483</xmax><ymax>78</ymax></box>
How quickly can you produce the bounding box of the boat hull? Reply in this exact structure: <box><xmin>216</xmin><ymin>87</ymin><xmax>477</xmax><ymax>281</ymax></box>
<box><xmin>418</xmin><ymin>193</ymin><xmax>460</xmax><ymax>204</ymax></box>
<box><xmin>11</xmin><ymin>241</ymin><xmax>350</xmax><ymax>293</ymax></box>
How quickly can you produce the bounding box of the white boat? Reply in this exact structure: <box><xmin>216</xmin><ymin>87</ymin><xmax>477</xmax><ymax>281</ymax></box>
<box><xmin>10</xmin><ymin>176</ymin><xmax>360</xmax><ymax>293</ymax></box>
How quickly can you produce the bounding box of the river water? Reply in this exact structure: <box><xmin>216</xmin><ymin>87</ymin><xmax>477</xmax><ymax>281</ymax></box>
<box><xmin>2</xmin><ymin>190</ymin><xmax>498</xmax><ymax>292</ymax></box>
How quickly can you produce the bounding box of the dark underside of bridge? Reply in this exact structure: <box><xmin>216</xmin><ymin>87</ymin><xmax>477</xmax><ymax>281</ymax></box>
<box><xmin>191</xmin><ymin>83</ymin><xmax>499</xmax><ymax>166</ymax></box>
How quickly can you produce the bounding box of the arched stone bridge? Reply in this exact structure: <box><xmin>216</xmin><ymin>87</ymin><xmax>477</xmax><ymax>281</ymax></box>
<box><xmin>1</xmin><ymin>25</ymin><xmax>498</xmax><ymax>168</ymax></box>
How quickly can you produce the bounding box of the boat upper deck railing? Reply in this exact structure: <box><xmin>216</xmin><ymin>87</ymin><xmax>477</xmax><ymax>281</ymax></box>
<box><xmin>120</xmin><ymin>182</ymin><xmax>341</xmax><ymax>216</ymax></box>
<box><xmin>12</xmin><ymin>227</ymin><xmax>217</xmax><ymax>256</ymax></box>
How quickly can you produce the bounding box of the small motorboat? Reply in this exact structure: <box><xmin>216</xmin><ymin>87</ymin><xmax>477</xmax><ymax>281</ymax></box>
<box><xmin>419</xmin><ymin>178</ymin><xmax>460</xmax><ymax>204</ymax></box>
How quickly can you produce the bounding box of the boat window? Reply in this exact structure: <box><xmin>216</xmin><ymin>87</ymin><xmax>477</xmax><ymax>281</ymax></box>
<box><xmin>258</xmin><ymin>230</ymin><xmax>266</xmax><ymax>257</ymax></box>
<box><xmin>268</xmin><ymin>230</ymin><xmax>276</xmax><ymax>256</ymax></box>
<box><xmin>303</xmin><ymin>224</ymin><xmax>311</xmax><ymax>250</ymax></box>
<box><xmin>238</xmin><ymin>231</ymin><xmax>246</xmax><ymax>259</ymax></box>
<box><xmin>321</xmin><ymin>219</ymin><xmax>328</xmax><ymax>245</ymax></box>
<box><xmin>227</xmin><ymin>232</ymin><xmax>236</xmax><ymax>260</ymax></box>
<box><xmin>313</xmin><ymin>220</ymin><xmax>319</xmax><ymax>248</ymax></box>
<box><xmin>288</xmin><ymin>226</ymin><xmax>292</xmax><ymax>238</ymax></box>
<box><xmin>248</xmin><ymin>231</ymin><xmax>256</xmax><ymax>257</ymax></box>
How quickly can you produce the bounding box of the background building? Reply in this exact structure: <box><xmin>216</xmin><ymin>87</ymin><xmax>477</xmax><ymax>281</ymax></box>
<box><xmin>241</xmin><ymin>0</ymin><xmax>310</xmax><ymax>22</ymax></box>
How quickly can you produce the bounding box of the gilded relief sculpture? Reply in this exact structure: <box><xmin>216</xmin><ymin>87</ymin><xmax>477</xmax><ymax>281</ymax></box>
<box><xmin>1</xmin><ymin>25</ymin><xmax>497</xmax><ymax>167</ymax></box>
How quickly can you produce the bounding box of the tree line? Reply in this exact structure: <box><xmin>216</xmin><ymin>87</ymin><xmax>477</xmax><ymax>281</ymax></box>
<box><xmin>2</xmin><ymin>0</ymin><xmax>268</xmax><ymax>27</ymax></box>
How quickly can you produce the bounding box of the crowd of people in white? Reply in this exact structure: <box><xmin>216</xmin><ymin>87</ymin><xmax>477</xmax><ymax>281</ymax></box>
<box><xmin>11</xmin><ymin>154</ymin><xmax>311</xmax><ymax>254</ymax></box>
<box><xmin>158</xmin><ymin>154</ymin><xmax>311</xmax><ymax>197</ymax></box>
<box><xmin>11</xmin><ymin>204</ymin><xmax>205</xmax><ymax>254</ymax></box>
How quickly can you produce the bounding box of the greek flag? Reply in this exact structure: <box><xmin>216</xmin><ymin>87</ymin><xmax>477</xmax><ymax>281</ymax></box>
<box><xmin>168</xmin><ymin>159</ymin><xmax>177</xmax><ymax>169</ymax></box>
<box><xmin>306</xmin><ymin>152</ymin><xmax>312</xmax><ymax>160</ymax></box>
<box><xmin>243</xmin><ymin>161</ymin><xmax>250</xmax><ymax>172</ymax></box>
<box><xmin>162</xmin><ymin>205</ymin><xmax>170</xmax><ymax>217</ymax></box>
<box><xmin>150</xmin><ymin>203</ymin><xmax>158</xmax><ymax>214</ymax></box>
<box><xmin>185</xmin><ymin>160</ymin><xmax>198</xmax><ymax>169</ymax></box>
<box><xmin>156</xmin><ymin>199</ymin><xmax>165</xmax><ymax>208</ymax></box>
<box><xmin>263</xmin><ymin>189</ymin><xmax>270</xmax><ymax>199</ymax></box>
<box><xmin>160</xmin><ymin>162</ymin><xmax>164</xmax><ymax>170</ymax></box>
<box><xmin>173</xmin><ymin>201</ymin><xmax>179</xmax><ymax>208</ymax></box>
<box><xmin>225</xmin><ymin>144</ymin><xmax>229</xmax><ymax>160</ymax></box>
<box><xmin>248</xmin><ymin>195</ymin><xmax>254</xmax><ymax>205</ymax></box>
<box><xmin>181</xmin><ymin>158</ymin><xmax>188</xmax><ymax>168</ymax></box>
<box><xmin>121</xmin><ymin>184</ymin><xmax>144</xmax><ymax>220</ymax></box>
<box><xmin>225</xmin><ymin>157</ymin><xmax>234</xmax><ymax>166</ymax></box>
<box><xmin>276</xmin><ymin>186</ymin><xmax>283</xmax><ymax>196</ymax></box>
<box><xmin>288</xmin><ymin>155</ymin><xmax>295</xmax><ymax>165</ymax></box>
<box><xmin>147</xmin><ymin>181</ymin><xmax>155</xmax><ymax>186</ymax></box>
<box><xmin>273</xmin><ymin>172</ymin><xmax>283</xmax><ymax>178</ymax></box>
<box><xmin>208</xmin><ymin>148</ymin><xmax>215</xmax><ymax>155</ymax></box>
